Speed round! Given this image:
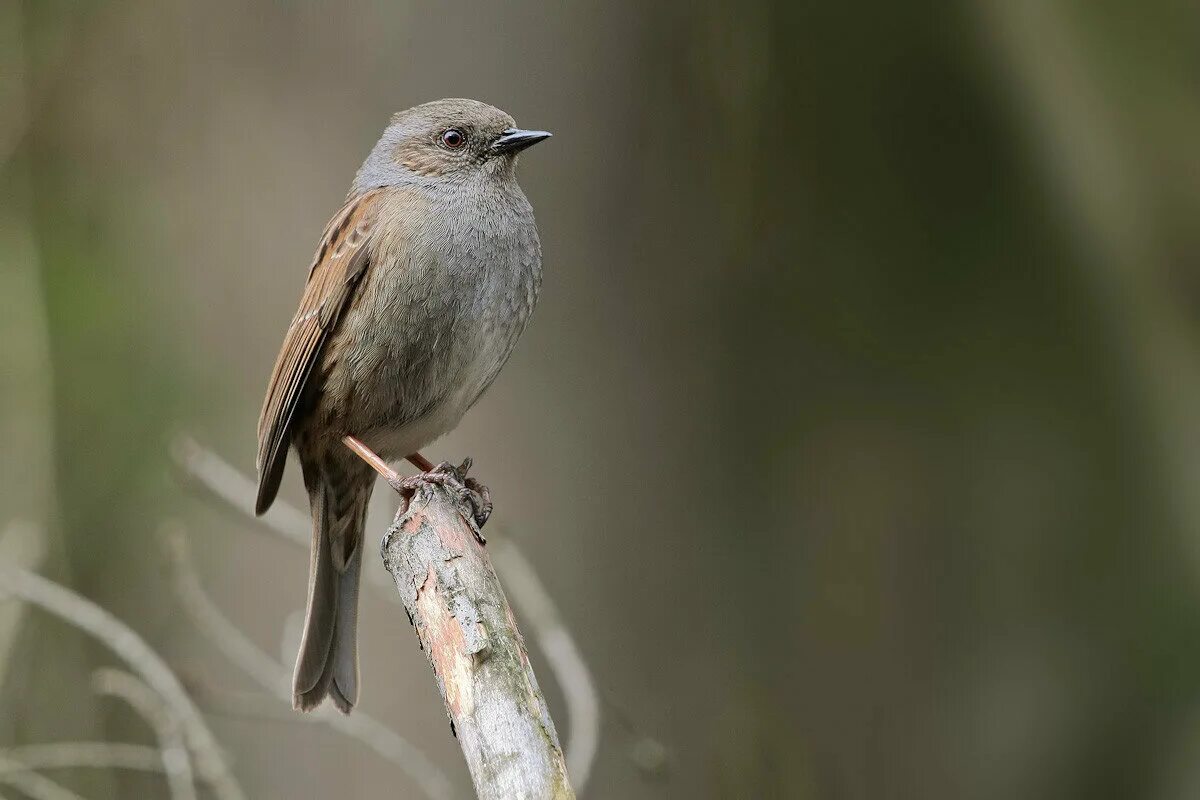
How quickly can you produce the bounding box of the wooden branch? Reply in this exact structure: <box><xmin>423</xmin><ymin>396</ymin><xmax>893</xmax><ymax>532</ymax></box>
<box><xmin>174</xmin><ymin>436</ymin><xmax>599</xmax><ymax>795</ymax></box>
<box><xmin>382</xmin><ymin>480</ymin><xmax>576</xmax><ymax>800</ymax></box>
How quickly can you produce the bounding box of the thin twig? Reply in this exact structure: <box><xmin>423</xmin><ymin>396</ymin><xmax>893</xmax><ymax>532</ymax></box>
<box><xmin>0</xmin><ymin>743</ymin><xmax>164</xmax><ymax>775</ymax></box>
<box><xmin>0</xmin><ymin>521</ymin><xmax>47</xmax><ymax>689</ymax></box>
<box><xmin>91</xmin><ymin>668</ymin><xmax>196</xmax><ymax>800</ymax></box>
<box><xmin>161</xmin><ymin>527</ymin><xmax>455</xmax><ymax>800</ymax></box>
<box><xmin>343</xmin><ymin>435</ymin><xmax>402</xmax><ymax>483</ymax></box>
<box><xmin>170</xmin><ymin>435</ymin><xmax>602</xmax><ymax>793</ymax></box>
<box><xmin>170</xmin><ymin>436</ymin><xmax>308</xmax><ymax>547</ymax></box>
<box><xmin>0</xmin><ymin>568</ymin><xmax>245</xmax><ymax>800</ymax></box>
<box><xmin>0</xmin><ymin>757</ymin><xmax>86</xmax><ymax>800</ymax></box>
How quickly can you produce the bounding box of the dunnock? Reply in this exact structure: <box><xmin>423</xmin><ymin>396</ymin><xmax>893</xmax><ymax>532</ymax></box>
<box><xmin>255</xmin><ymin>99</ymin><xmax>550</xmax><ymax>713</ymax></box>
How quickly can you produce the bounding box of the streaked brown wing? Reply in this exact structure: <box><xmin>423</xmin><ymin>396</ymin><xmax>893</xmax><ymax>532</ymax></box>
<box><xmin>255</xmin><ymin>190</ymin><xmax>383</xmax><ymax>514</ymax></box>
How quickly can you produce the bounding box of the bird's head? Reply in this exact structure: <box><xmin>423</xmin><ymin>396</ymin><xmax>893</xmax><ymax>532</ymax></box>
<box><xmin>355</xmin><ymin>98</ymin><xmax>550</xmax><ymax>191</ymax></box>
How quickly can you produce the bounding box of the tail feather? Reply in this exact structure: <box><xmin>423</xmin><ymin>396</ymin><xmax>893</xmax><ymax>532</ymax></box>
<box><xmin>328</xmin><ymin>540</ymin><xmax>362</xmax><ymax>712</ymax></box>
<box><xmin>293</xmin><ymin>462</ymin><xmax>369</xmax><ymax>713</ymax></box>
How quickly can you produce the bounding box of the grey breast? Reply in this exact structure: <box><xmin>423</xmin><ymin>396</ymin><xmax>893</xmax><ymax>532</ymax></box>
<box><xmin>349</xmin><ymin>176</ymin><xmax>542</xmax><ymax>454</ymax></box>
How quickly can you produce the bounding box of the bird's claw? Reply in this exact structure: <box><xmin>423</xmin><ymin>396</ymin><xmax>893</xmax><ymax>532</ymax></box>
<box><xmin>388</xmin><ymin>458</ymin><xmax>491</xmax><ymax>541</ymax></box>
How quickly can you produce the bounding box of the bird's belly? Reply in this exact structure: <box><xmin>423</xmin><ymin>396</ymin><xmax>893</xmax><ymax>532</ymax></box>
<box><xmin>318</xmin><ymin>188</ymin><xmax>540</xmax><ymax>463</ymax></box>
<box><xmin>339</xmin><ymin>308</ymin><xmax>517</xmax><ymax>461</ymax></box>
<box><xmin>363</xmin><ymin>395</ymin><xmax>467</xmax><ymax>461</ymax></box>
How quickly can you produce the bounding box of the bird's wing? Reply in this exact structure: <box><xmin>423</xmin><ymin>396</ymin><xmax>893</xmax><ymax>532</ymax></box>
<box><xmin>255</xmin><ymin>189</ymin><xmax>383</xmax><ymax>514</ymax></box>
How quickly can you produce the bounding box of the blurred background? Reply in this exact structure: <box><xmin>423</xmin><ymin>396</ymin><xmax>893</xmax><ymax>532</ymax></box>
<box><xmin>4</xmin><ymin>0</ymin><xmax>1200</xmax><ymax>798</ymax></box>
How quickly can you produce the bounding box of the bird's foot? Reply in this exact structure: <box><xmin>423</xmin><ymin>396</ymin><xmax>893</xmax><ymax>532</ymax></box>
<box><xmin>388</xmin><ymin>457</ymin><xmax>492</xmax><ymax>542</ymax></box>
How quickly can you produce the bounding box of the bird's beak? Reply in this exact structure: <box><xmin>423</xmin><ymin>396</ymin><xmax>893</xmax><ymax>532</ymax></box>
<box><xmin>491</xmin><ymin>128</ymin><xmax>552</xmax><ymax>155</ymax></box>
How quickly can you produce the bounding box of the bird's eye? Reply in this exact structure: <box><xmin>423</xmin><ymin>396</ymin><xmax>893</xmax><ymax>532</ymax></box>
<box><xmin>441</xmin><ymin>128</ymin><xmax>466</xmax><ymax>149</ymax></box>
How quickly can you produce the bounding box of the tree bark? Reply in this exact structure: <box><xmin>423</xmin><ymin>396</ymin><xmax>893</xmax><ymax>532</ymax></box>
<box><xmin>382</xmin><ymin>482</ymin><xmax>575</xmax><ymax>800</ymax></box>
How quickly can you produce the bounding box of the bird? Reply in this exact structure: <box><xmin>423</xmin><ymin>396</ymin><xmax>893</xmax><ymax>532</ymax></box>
<box><xmin>255</xmin><ymin>99</ymin><xmax>550</xmax><ymax>714</ymax></box>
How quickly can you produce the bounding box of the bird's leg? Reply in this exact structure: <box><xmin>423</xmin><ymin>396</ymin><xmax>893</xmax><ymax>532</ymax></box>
<box><xmin>405</xmin><ymin>452</ymin><xmax>435</xmax><ymax>472</ymax></box>
<box><xmin>342</xmin><ymin>435</ymin><xmax>424</xmax><ymax>511</ymax></box>
<box><xmin>343</xmin><ymin>435</ymin><xmax>402</xmax><ymax>486</ymax></box>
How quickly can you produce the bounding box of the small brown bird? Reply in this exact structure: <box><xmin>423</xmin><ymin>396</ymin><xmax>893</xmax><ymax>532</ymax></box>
<box><xmin>255</xmin><ymin>99</ymin><xmax>549</xmax><ymax>713</ymax></box>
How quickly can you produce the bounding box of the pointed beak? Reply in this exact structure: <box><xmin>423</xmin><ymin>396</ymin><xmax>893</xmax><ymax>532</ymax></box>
<box><xmin>491</xmin><ymin>127</ymin><xmax>552</xmax><ymax>155</ymax></box>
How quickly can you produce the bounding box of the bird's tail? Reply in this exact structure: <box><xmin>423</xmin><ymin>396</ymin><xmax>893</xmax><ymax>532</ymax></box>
<box><xmin>293</xmin><ymin>459</ymin><xmax>371</xmax><ymax>713</ymax></box>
